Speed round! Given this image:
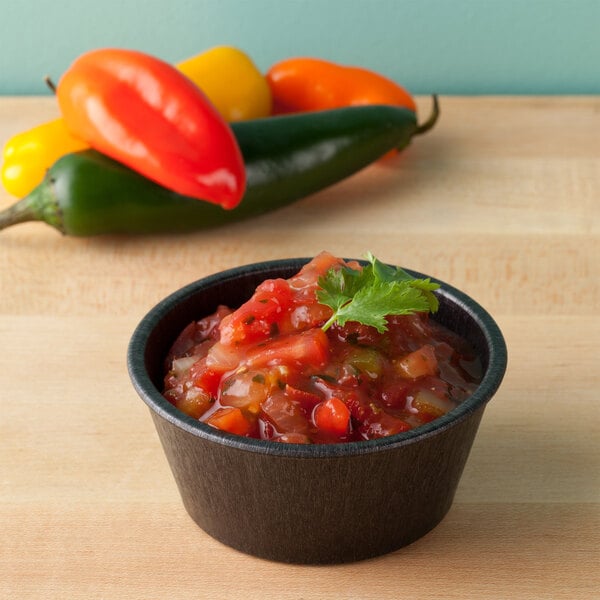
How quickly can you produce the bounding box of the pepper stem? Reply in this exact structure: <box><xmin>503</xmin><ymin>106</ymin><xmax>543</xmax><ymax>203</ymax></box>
<box><xmin>0</xmin><ymin>197</ymin><xmax>39</xmax><ymax>230</ymax></box>
<box><xmin>414</xmin><ymin>95</ymin><xmax>440</xmax><ymax>136</ymax></box>
<box><xmin>44</xmin><ymin>76</ymin><xmax>57</xmax><ymax>94</ymax></box>
<box><xmin>0</xmin><ymin>181</ymin><xmax>63</xmax><ymax>233</ymax></box>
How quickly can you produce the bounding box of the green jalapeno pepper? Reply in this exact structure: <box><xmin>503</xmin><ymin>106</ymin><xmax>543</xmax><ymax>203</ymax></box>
<box><xmin>0</xmin><ymin>98</ymin><xmax>438</xmax><ymax>236</ymax></box>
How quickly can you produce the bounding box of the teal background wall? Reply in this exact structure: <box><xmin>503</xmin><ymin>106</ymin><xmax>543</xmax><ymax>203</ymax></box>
<box><xmin>1</xmin><ymin>0</ymin><xmax>598</xmax><ymax>96</ymax></box>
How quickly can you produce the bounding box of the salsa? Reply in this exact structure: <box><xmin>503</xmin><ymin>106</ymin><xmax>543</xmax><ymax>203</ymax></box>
<box><xmin>163</xmin><ymin>252</ymin><xmax>482</xmax><ymax>444</ymax></box>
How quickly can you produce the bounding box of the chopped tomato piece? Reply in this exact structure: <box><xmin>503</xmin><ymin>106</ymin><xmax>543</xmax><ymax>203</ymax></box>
<box><xmin>313</xmin><ymin>397</ymin><xmax>351</xmax><ymax>436</ymax></box>
<box><xmin>206</xmin><ymin>407</ymin><xmax>254</xmax><ymax>436</ymax></box>
<box><xmin>288</xmin><ymin>251</ymin><xmax>343</xmax><ymax>289</ymax></box>
<box><xmin>360</xmin><ymin>412</ymin><xmax>411</xmax><ymax>439</ymax></box>
<box><xmin>190</xmin><ymin>357</ymin><xmax>225</xmax><ymax>397</ymax></box>
<box><xmin>246</xmin><ymin>329</ymin><xmax>329</xmax><ymax>369</ymax></box>
<box><xmin>395</xmin><ymin>345</ymin><xmax>438</xmax><ymax>379</ymax></box>
<box><xmin>219</xmin><ymin>278</ymin><xmax>294</xmax><ymax>345</ymax></box>
<box><xmin>285</xmin><ymin>384</ymin><xmax>322</xmax><ymax>413</ymax></box>
<box><xmin>343</xmin><ymin>391</ymin><xmax>373</xmax><ymax>424</ymax></box>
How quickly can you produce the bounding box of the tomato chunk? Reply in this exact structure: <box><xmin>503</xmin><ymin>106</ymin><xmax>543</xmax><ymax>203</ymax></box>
<box><xmin>313</xmin><ymin>397</ymin><xmax>351</xmax><ymax>436</ymax></box>
<box><xmin>395</xmin><ymin>345</ymin><xmax>438</xmax><ymax>379</ymax></box>
<box><xmin>246</xmin><ymin>329</ymin><xmax>329</xmax><ymax>369</ymax></box>
<box><xmin>190</xmin><ymin>357</ymin><xmax>225</xmax><ymax>397</ymax></box>
<box><xmin>285</xmin><ymin>384</ymin><xmax>322</xmax><ymax>413</ymax></box>
<box><xmin>359</xmin><ymin>412</ymin><xmax>411</xmax><ymax>439</ymax></box>
<box><xmin>206</xmin><ymin>407</ymin><xmax>254</xmax><ymax>436</ymax></box>
<box><xmin>219</xmin><ymin>278</ymin><xmax>294</xmax><ymax>345</ymax></box>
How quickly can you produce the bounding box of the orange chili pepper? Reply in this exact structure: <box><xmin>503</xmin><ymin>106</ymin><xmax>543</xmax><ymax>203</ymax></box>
<box><xmin>266</xmin><ymin>57</ymin><xmax>417</xmax><ymax>114</ymax></box>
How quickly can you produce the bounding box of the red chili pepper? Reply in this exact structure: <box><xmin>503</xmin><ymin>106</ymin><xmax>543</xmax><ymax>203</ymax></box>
<box><xmin>266</xmin><ymin>57</ymin><xmax>417</xmax><ymax>114</ymax></box>
<box><xmin>56</xmin><ymin>48</ymin><xmax>246</xmax><ymax>209</ymax></box>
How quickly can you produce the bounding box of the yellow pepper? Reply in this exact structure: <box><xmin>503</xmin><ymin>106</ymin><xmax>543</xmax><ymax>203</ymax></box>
<box><xmin>177</xmin><ymin>46</ymin><xmax>271</xmax><ymax>122</ymax></box>
<box><xmin>2</xmin><ymin>118</ymin><xmax>88</xmax><ymax>198</ymax></box>
<box><xmin>1</xmin><ymin>46</ymin><xmax>271</xmax><ymax>198</ymax></box>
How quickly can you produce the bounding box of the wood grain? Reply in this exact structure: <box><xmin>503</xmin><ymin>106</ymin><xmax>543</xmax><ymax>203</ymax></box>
<box><xmin>1</xmin><ymin>96</ymin><xmax>598</xmax><ymax>598</ymax></box>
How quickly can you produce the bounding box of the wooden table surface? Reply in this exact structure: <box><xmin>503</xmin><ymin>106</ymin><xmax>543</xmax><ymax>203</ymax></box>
<box><xmin>1</xmin><ymin>96</ymin><xmax>598</xmax><ymax>599</ymax></box>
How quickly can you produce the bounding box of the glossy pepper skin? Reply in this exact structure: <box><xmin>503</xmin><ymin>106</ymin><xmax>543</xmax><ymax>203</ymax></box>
<box><xmin>1</xmin><ymin>47</ymin><xmax>269</xmax><ymax>199</ymax></box>
<box><xmin>1</xmin><ymin>118</ymin><xmax>88</xmax><ymax>198</ymax></box>
<box><xmin>267</xmin><ymin>57</ymin><xmax>417</xmax><ymax>114</ymax></box>
<box><xmin>177</xmin><ymin>46</ymin><xmax>271</xmax><ymax>122</ymax></box>
<box><xmin>56</xmin><ymin>48</ymin><xmax>246</xmax><ymax>208</ymax></box>
<box><xmin>0</xmin><ymin>100</ymin><xmax>439</xmax><ymax>236</ymax></box>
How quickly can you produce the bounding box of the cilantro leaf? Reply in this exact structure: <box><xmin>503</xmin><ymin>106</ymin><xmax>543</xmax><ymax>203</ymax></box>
<box><xmin>332</xmin><ymin>280</ymin><xmax>432</xmax><ymax>332</ymax></box>
<box><xmin>316</xmin><ymin>264</ymin><xmax>372</xmax><ymax>312</ymax></box>
<box><xmin>317</xmin><ymin>253</ymin><xmax>440</xmax><ymax>332</ymax></box>
<box><xmin>316</xmin><ymin>268</ymin><xmax>349</xmax><ymax>312</ymax></box>
<box><xmin>367</xmin><ymin>251</ymin><xmax>418</xmax><ymax>284</ymax></box>
<box><xmin>407</xmin><ymin>277</ymin><xmax>440</xmax><ymax>313</ymax></box>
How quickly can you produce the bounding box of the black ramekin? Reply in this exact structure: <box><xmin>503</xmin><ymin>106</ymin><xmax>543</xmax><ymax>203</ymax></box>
<box><xmin>127</xmin><ymin>259</ymin><xmax>507</xmax><ymax>564</ymax></box>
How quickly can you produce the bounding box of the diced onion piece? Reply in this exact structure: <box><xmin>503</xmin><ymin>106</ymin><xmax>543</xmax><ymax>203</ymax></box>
<box><xmin>220</xmin><ymin>370</ymin><xmax>269</xmax><ymax>413</ymax></box>
<box><xmin>412</xmin><ymin>390</ymin><xmax>456</xmax><ymax>419</ymax></box>
<box><xmin>206</xmin><ymin>341</ymin><xmax>241</xmax><ymax>371</ymax></box>
<box><xmin>171</xmin><ymin>356</ymin><xmax>198</xmax><ymax>378</ymax></box>
<box><xmin>261</xmin><ymin>391</ymin><xmax>309</xmax><ymax>434</ymax></box>
<box><xmin>272</xmin><ymin>433</ymin><xmax>311</xmax><ymax>444</ymax></box>
<box><xmin>174</xmin><ymin>386</ymin><xmax>212</xmax><ymax>420</ymax></box>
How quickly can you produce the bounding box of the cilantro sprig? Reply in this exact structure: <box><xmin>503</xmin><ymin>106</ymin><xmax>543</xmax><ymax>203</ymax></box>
<box><xmin>317</xmin><ymin>252</ymin><xmax>440</xmax><ymax>332</ymax></box>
